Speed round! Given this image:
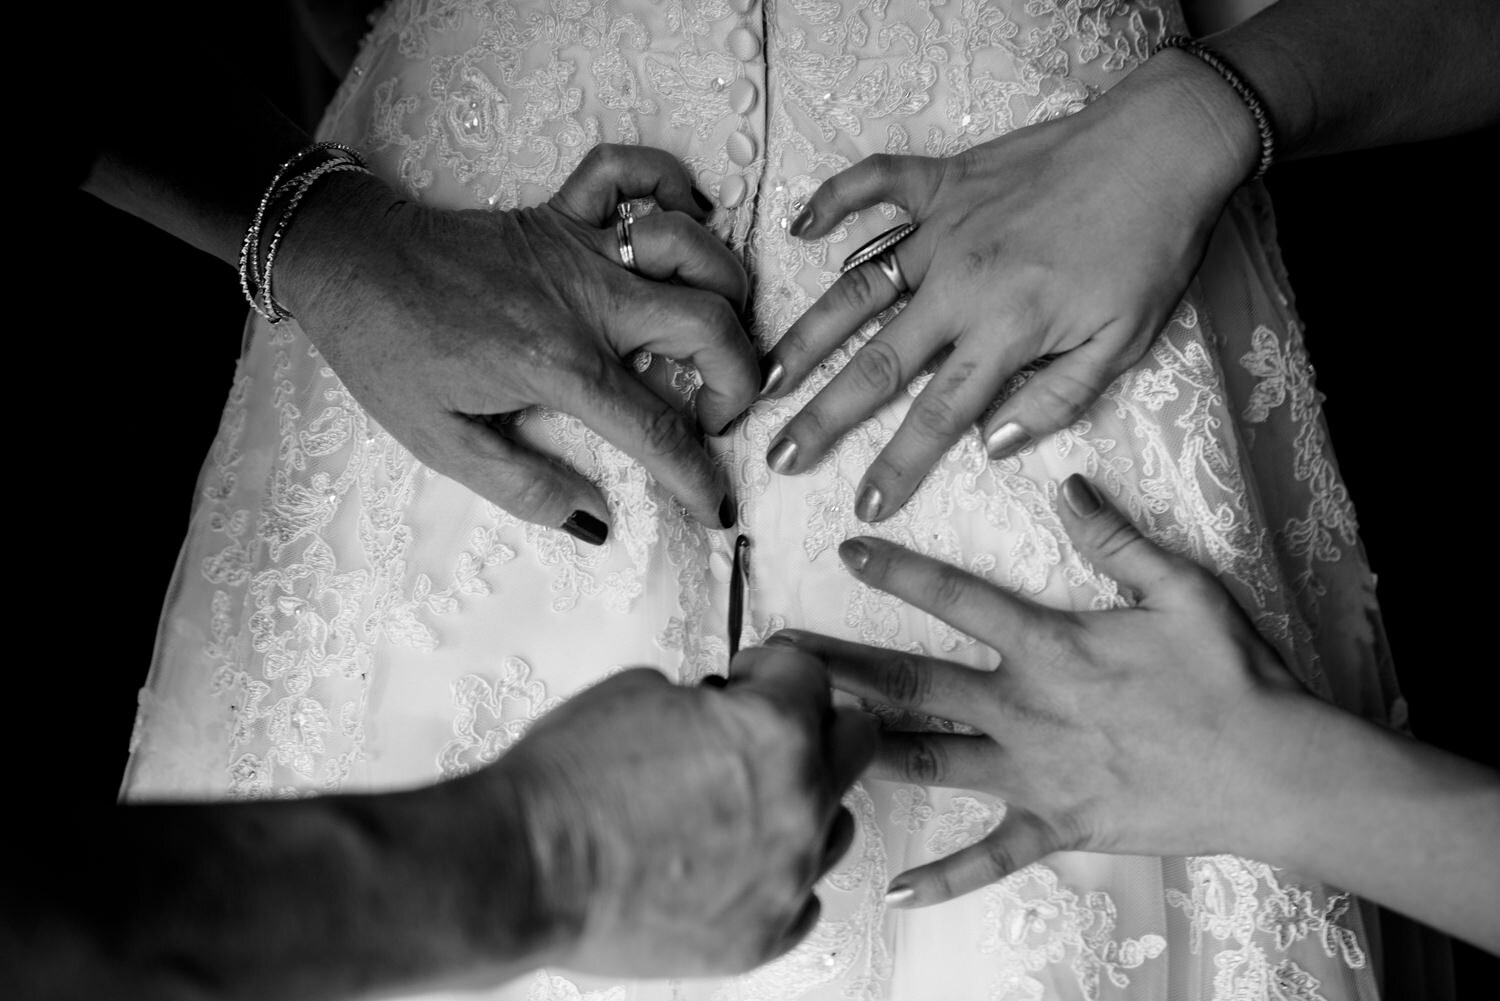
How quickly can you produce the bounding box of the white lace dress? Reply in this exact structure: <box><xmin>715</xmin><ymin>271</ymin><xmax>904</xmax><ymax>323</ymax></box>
<box><xmin>122</xmin><ymin>1</ymin><xmax>1419</xmax><ymax>997</ymax></box>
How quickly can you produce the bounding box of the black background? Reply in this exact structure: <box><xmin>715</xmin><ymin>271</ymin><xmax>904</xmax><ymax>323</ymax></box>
<box><xmin>22</xmin><ymin>9</ymin><xmax>1498</xmax><ymax>995</ymax></box>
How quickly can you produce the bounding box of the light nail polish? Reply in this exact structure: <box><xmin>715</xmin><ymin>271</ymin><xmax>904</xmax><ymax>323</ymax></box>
<box><xmin>766</xmin><ymin>437</ymin><xmax>798</xmax><ymax>474</ymax></box>
<box><xmin>984</xmin><ymin>421</ymin><xmax>1030</xmax><ymax>460</ymax></box>
<box><xmin>1061</xmin><ymin>474</ymin><xmax>1103</xmax><ymax>517</ymax></box>
<box><xmin>788</xmin><ymin>206</ymin><xmax>813</xmax><ymax>238</ymax></box>
<box><xmin>884</xmin><ymin>885</ymin><xmax>917</xmax><ymax>908</ymax></box>
<box><xmin>760</xmin><ymin>360</ymin><xmax>786</xmax><ymax>397</ymax></box>
<box><xmin>855</xmin><ymin>483</ymin><xmax>883</xmax><ymax>522</ymax></box>
<box><xmin>839</xmin><ymin>539</ymin><xmax>871</xmax><ymax>573</ymax></box>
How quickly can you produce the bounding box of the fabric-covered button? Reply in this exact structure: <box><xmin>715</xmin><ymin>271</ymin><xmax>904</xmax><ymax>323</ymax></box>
<box><xmin>718</xmin><ymin>173</ymin><xmax>748</xmax><ymax>208</ymax></box>
<box><xmin>727</xmin><ymin>26</ymin><xmax>761</xmax><ymax>61</ymax></box>
<box><xmin>727</xmin><ymin>78</ymin><xmax>758</xmax><ymax>115</ymax></box>
<box><xmin>726</xmin><ymin>130</ymin><xmax>757</xmax><ymax>167</ymax></box>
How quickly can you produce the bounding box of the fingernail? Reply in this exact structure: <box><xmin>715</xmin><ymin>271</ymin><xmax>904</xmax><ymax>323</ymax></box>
<box><xmin>719</xmin><ymin>494</ymin><xmax>737</xmax><ymax>529</ymax></box>
<box><xmin>763</xmin><ymin>630</ymin><xmax>801</xmax><ymax>647</ymax></box>
<box><xmin>984</xmin><ymin>421</ymin><xmax>1030</xmax><ymax>460</ymax></box>
<box><xmin>855</xmin><ymin>483</ymin><xmax>883</xmax><ymax>522</ymax></box>
<box><xmin>699</xmin><ymin>673</ymin><xmax>729</xmax><ymax>688</ymax></box>
<box><xmin>767</xmin><ymin>437</ymin><xmax>798</xmax><ymax>474</ymax></box>
<box><xmin>561</xmin><ymin>510</ymin><xmax>608</xmax><ymax>546</ymax></box>
<box><xmin>884</xmin><ymin>884</ymin><xmax>916</xmax><ymax>908</ymax></box>
<box><xmin>839</xmin><ymin>538</ymin><xmax>871</xmax><ymax>573</ymax></box>
<box><xmin>760</xmin><ymin>360</ymin><xmax>786</xmax><ymax>398</ymax></box>
<box><xmin>789</xmin><ymin>206</ymin><xmax>813</xmax><ymax>238</ymax></box>
<box><xmin>1061</xmin><ymin>474</ymin><xmax>1103</xmax><ymax>517</ymax></box>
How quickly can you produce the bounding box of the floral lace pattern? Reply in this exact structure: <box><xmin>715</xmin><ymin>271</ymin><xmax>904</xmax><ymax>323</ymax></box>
<box><xmin>122</xmin><ymin>0</ymin><xmax>1403</xmax><ymax>997</ymax></box>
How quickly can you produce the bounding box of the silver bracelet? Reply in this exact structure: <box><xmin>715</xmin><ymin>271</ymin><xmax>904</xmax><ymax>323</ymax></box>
<box><xmin>1151</xmin><ymin>34</ymin><xmax>1276</xmax><ymax>181</ymax></box>
<box><xmin>239</xmin><ymin>142</ymin><xmax>369</xmax><ymax>323</ymax></box>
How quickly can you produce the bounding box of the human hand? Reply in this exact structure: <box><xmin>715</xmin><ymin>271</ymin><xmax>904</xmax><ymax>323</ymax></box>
<box><xmin>763</xmin><ymin>57</ymin><xmax>1258</xmax><ymax>522</ymax></box>
<box><xmin>771</xmin><ymin>473</ymin><xmax>1306</xmax><ymax>907</ymax></box>
<box><xmin>494</xmin><ymin>647</ymin><xmax>876</xmax><ymax>976</ymax></box>
<box><xmin>279</xmin><ymin>144</ymin><xmax>755</xmax><ymax>543</ymax></box>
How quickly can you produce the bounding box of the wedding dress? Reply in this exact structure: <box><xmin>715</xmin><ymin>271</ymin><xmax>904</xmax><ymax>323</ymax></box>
<box><xmin>121</xmin><ymin>0</ymin><xmax>1419</xmax><ymax>997</ymax></box>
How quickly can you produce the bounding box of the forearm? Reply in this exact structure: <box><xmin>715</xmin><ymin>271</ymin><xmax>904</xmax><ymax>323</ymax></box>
<box><xmin>1208</xmin><ymin>0</ymin><xmax>1500</xmax><ymax>158</ymax></box>
<box><xmin>6</xmin><ymin>773</ymin><xmax>557</xmax><ymax>1000</ymax></box>
<box><xmin>1231</xmin><ymin>691</ymin><xmax>1500</xmax><ymax>953</ymax></box>
<box><xmin>81</xmin><ymin>78</ymin><xmax>315</xmax><ymax>269</ymax></box>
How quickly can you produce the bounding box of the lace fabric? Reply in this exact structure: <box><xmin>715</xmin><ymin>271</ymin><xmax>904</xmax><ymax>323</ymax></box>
<box><xmin>123</xmin><ymin>0</ymin><xmax>1419</xmax><ymax>996</ymax></box>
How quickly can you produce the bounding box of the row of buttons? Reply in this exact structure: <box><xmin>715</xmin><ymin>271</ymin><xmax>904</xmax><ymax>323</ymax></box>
<box><xmin>716</xmin><ymin>12</ymin><xmax>763</xmax><ymax>208</ymax></box>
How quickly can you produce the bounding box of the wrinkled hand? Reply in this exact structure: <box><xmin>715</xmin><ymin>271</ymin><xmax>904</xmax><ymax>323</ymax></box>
<box><xmin>770</xmin><ymin>473</ymin><xmax>1305</xmax><ymax>907</ymax></box>
<box><xmin>282</xmin><ymin>144</ymin><xmax>756</xmax><ymax>541</ymax></box>
<box><xmin>501</xmin><ymin>647</ymin><xmax>876</xmax><ymax>976</ymax></box>
<box><xmin>764</xmin><ymin>59</ymin><xmax>1256</xmax><ymax>522</ymax></box>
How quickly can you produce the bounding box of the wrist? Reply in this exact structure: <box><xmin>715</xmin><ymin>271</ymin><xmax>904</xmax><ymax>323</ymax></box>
<box><xmin>1105</xmin><ymin>45</ymin><xmax>1262</xmax><ymax>204</ymax></box>
<box><xmin>272</xmin><ymin>167</ymin><xmax>401</xmax><ymax>325</ymax></box>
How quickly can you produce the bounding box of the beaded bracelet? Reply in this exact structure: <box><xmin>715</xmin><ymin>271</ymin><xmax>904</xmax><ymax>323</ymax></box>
<box><xmin>239</xmin><ymin>142</ymin><xmax>371</xmax><ymax>323</ymax></box>
<box><xmin>1150</xmin><ymin>34</ymin><xmax>1276</xmax><ymax>180</ymax></box>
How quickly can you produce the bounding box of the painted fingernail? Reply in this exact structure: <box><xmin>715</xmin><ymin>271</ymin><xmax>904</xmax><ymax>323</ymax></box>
<box><xmin>767</xmin><ymin>437</ymin><xmax>798</xmax><ymax>474</ymax></box>
<box><xmin>561</xmin><ymin>510</ymin><xmax>608</xmax><ymax>546</ymax></box>
<box><xmin>719</xmin><ymin>494</ymin><xmax>737</xmax><ymax>529</ymax></box>
<box><xmin>699</xmin><ymin>673</ymin><xmax>729</xmax><ymax>688</ymax></box>
<box><xmin>855</xmin><ymin>483</ymin><xmax>883</xmax><ymax>523</ymax></box>
<box><xmin>691</xmin><ymin>185</ymin><xmax>714</xmax><ymax>213</ymax></box>
<box><xmin>884</xmin><ymin>884</ymin><xmax>917</xmax><ymax>908</ymax></box>
<box><xmin>1061</xmin><ymin>474</ymin><xmax>1103</xmax><ymax>517</ymax></box>
<box><xmin>763</xmin><ymin>630</ymin><xmax>801</xmax><ymax>647</ymax></box>
<box><xmin>984</xmin><ymin>421</ymin><xmax>1030</xmax><ymax>460</ymax></box>
<box><xmin>789</xmin><ymin>206</ymin><xmax>814</xmax><ymax>238</ymax></box>
<box><xmin>839</xmin><ymin>539</ymin><xmax>871</xmax><ymax>573</ymax></box>
<box><xmin>760</xmin><ymin>360</ymin><xmax>786</xmax><ymax>397</ymax></box>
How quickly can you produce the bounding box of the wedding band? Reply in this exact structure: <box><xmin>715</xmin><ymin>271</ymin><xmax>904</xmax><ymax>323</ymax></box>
<box><xmin>616</xmin><ymin>203</ymin><xmax>639</xmax><ymax>273</ymax></box>
<box><xmin>841</xmin><ymin>222</ymin><xmax>917</xmax><ymax>295</ymax></box>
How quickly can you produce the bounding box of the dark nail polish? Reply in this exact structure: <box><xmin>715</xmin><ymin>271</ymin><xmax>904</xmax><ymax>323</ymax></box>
<box><xmin>561</xmin><ymin>509</ymin><xmax>609</xmax><ymax>546</ymax></box>
<box><xmin>699</xmin><ymin>674</ymin><xmax>729</xmax><ymax>688</ymax></box>
<box><xmin>855</xmin><ymin>483</ymin><xmax>883</xmax><ymax>523</ymax></box>
<box><xmin>789</xmin><ymin>206</ymin><xmax>813</xmax><ymax>238</ymax></box>
<box><xmin>1061</xmin><ymin>475</ymin><xmax>1103</xmax><ymax>517</ymax></box>
<box><xmin>691</xmin><ymin>185</ymin><xmax>714</xmax><ymax>213</ymax></box>
<box><xmin>760</xmin><ymin>360</ymin><xmax>786</xmax><ymax>398</ymax></box>
<box><xmin>719</xmin><ymin>494</ymin><xmax>737</xmax><ymax>529</ymax></box>
<box><xmin>839</xmin><ymin>538</ymin><xmax>872</xmax><ymax>573</ymax></box>
<box><xmin>984</xmin><ymin>421</ymin><xmax>1030</xmax><ymax>461</ymax></box>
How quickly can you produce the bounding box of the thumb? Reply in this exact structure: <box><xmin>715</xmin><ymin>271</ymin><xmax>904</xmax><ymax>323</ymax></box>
<box><xmin>981</xmin><ymin>339</ymin><xmax>1119</xmax><ymax>461</ymax></box>
<box><xmin>884</xmin><ymin>808</ymin><xmax>1056</xmax><ymax>909</ymax></box>
<box><xmin>1056</xmin><ymin>473</ymin><xmax>1186</xmax><ymax>599</ymax></box>
<box><xmin>446</xmin><ymin>413</ymin><xmax>613</xmax><ymax>546</ymax></box>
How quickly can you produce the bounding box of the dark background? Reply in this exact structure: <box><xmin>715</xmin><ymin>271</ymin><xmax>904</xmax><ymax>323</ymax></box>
<box><xmin>24</xmin><ymin>8</ymin><xmax>1498</xmax><ymax>995</ymax></box>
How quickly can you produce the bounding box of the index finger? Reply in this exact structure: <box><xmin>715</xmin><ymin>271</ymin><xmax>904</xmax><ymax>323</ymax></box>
<box><xmin>838</xmin><ymin>537</ymin><xmax>1049</xmax><ymax>659</ymax></box>
<box><xmin>556</xmin><ymin>351</ymin><xmax>733</xmax><ymax>529</ymax></box>
<box><xmin>553</xmin><ymin>143</ymin><xmax>710</xmax><ymax>226</ymax></box>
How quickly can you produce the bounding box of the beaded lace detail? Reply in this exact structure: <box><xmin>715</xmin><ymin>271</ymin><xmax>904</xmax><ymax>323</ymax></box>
<box><xmin>124</xmin><ymin>0</ymin><xmax>1402</xmax><ymax>997</ymax></box>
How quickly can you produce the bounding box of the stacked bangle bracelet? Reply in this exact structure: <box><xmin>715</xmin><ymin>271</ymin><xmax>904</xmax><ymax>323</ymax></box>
<box><xmin>238</xmin><ymin>141</ymin><xmax>374</xmax><ymax>324</ymax></box>
<box><xmin>1150</xmin><ymin>34</ymin><xmax>1276</xmax><ymax>181</ymax></box>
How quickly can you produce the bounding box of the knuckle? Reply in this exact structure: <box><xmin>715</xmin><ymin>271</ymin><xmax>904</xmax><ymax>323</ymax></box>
<box><xmin>1087</xmin><ymin>518</ymin><xmax>1146</xmax><ymax>564</ymax></box>
<box><xmin>929</xmin><ymin>563</ymin><xmax>973</xmax><ymax>613</ymax></box>
<box><xmin>879</xmin><ymin>655</ymin><xmax>932</xmax><ymax>708</ymax></box>
<box><xmin>641</xmin><ymin>406</ymin><xmax>695</xmax><ymax>459</ymax></box>
<box><xmin>981</xmin><ymin>837</ymin><xmax>1018</xmax><ymax>881</ymax></box>
<box><xmin>909</xmin><ymin>391</ymin><xmax>964</xmax><ymax>440</ymax></box>
<box><xmin>905</xmin><ymin>739</ymin><xmax>947</xmax><ymax>785</ymax></box>
<box><xmin>505</xmin><ymin>471</ymin><xmax>569</xmax><ymax>520</ymax></box>
<box><xmin>848</xmin><ymin>338</ymin><xmax>906</xmax><ymax>398</ymax></box>
<box><xmin>838</xmin><ymin>265</ymin><xmax>889</xmax><ymax>310</ymax></box>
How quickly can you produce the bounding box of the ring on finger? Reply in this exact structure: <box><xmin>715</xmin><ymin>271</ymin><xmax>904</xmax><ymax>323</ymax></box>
<box><xmin>841</xmin><ymin>222</ymin><xmax>918</xmax><ymax>295</ymax></box>
<box><xmin>616</xmin><ymin>203</ymin><xmax>639</xmax><ymax>274</ymax></box>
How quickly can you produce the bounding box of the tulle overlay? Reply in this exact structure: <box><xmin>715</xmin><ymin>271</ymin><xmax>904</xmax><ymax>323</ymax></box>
<box><xmin>124</xmin><ymin>0</ymin><xmax>1413</xmax><ymax>997</ymax></box>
